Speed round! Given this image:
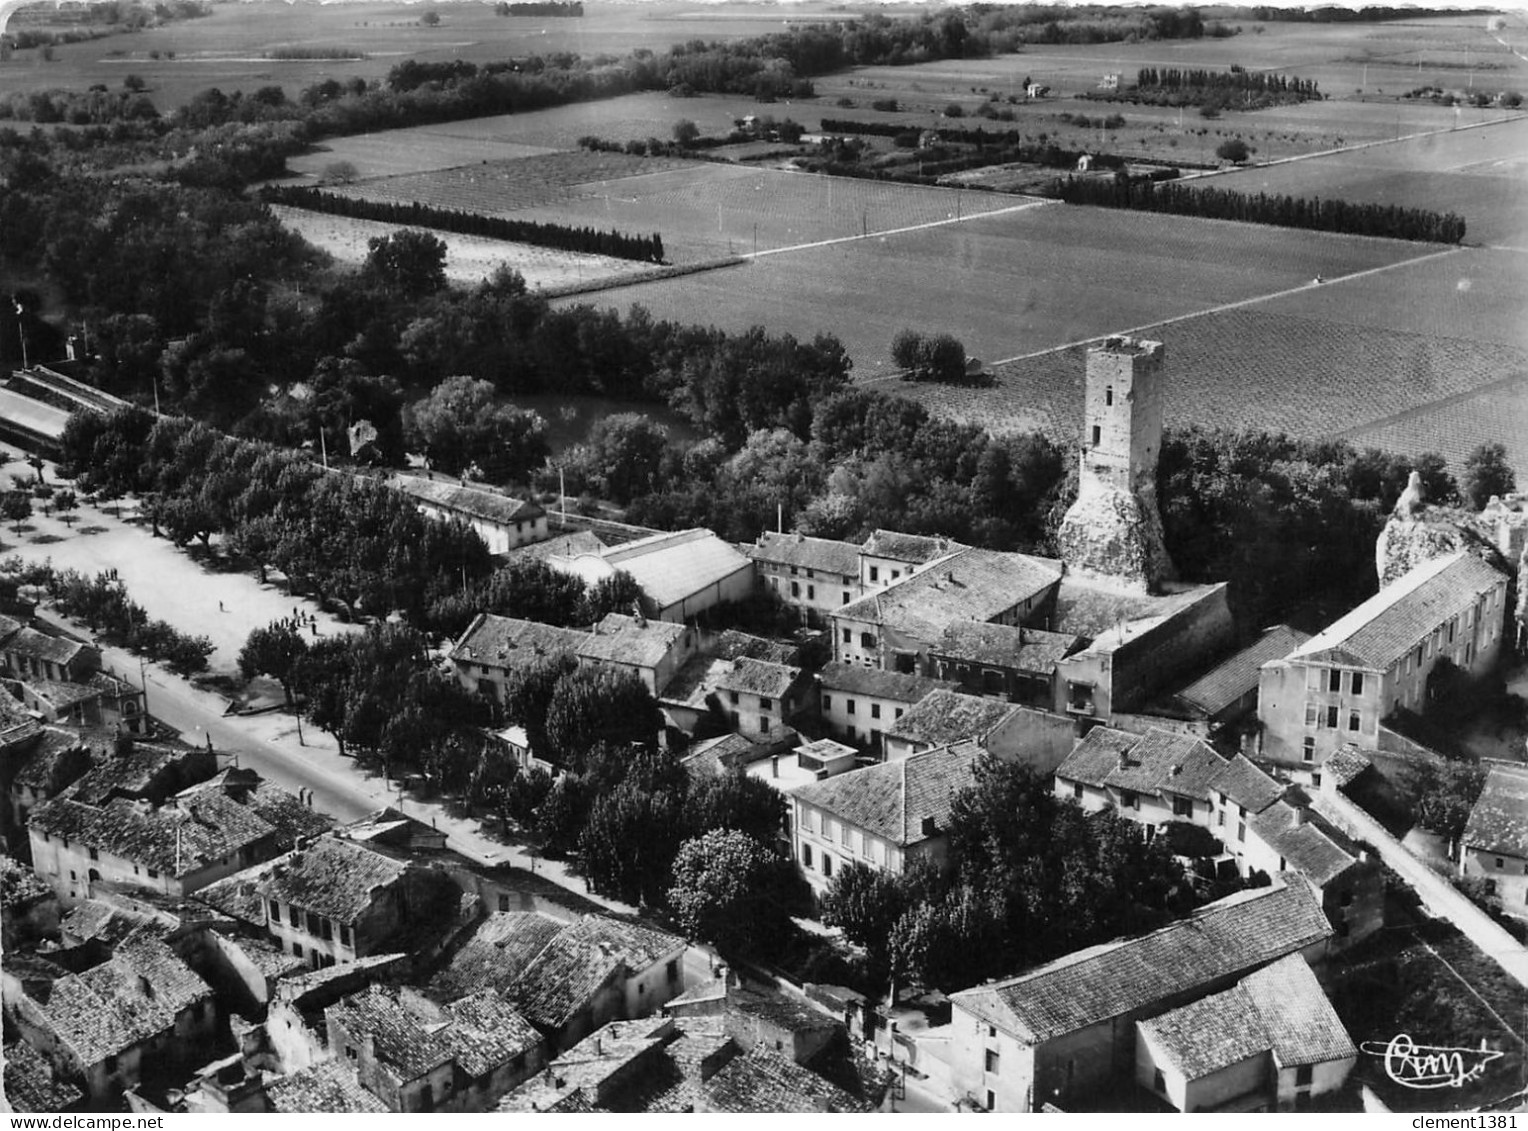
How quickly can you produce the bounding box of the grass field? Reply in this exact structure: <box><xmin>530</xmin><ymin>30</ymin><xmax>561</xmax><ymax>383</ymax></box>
<box><xmin>269</xmin><ymin>203</ymin><xmax>645</xmax><ymax>288</ymax></box>
<box><xmin>1195</xmin><ymin>116</ymin><xmax>1528</xmax><ymax>248</ymax></box>
<box><xmin>334</xmin><ymin>154</ymin><xmax>1030</xmax><ymax>262</ymax></box>
<box><xmin>564</xmin><ymin>204</ymin><xmax>1433</xmax><ymax>369</ymax></box>
<box><xmin>2</xmin><ymin>0</ymin><xmax>862</xmax><ymax>110</ymax></box>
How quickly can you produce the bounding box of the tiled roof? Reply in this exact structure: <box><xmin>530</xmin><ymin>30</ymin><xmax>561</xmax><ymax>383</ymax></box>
<box><xmin>1207</xmin><ymin>754</ymin><xmax>1284</xmax><ymax>815</ymax></box>
<box><xmin>0</xmin><ymin>856</ymin><xmax>53</xmax><ymax>911</ymax></box>
<box><xmin>64</xmin><ymin>742</ymin><xmax>208</xmax><ymax>807</ymax></box>
<box><xmin>791</xmin><ymin>744</ymin><xmax>979</xmax><ymax>846</ymax></box>
<box><xmin>19</xmin><ymin>678</ymin><xmax>100</xmax><ymax>711</ymax></box>
<box><xmin>3</xmin><ymin>1040</ymin><xmax>83</xmax><ymax>1112</ymax></box>
<box><xmin>429</xmin><ymin>911</ymin><xmax>566</xmax><ymax>1000</ymax></box>
<box><xmin>0</xmin><ymin>613</ymin><xmax>23</xmax><ymax>643</ymax></box>
<box><xmin>1248</xmin><ymin>802</ymin><xmax>1363</xmax><ymax>887</ymax></box>
<box><xmin>499</xmin><ymin>1017</ymin><xmax>672</xmax><ymax>1112</ymax></box>
<box><xmin>514</xmin><ymin>529</ymin><xmax>608</xmax><ymax>562</ymax></box>
<box><xmin>699</xmin><ymin>629</ymin><xmax>797</xmax><ymax>666</ymax></box>
<box><xmin>239</xmin><ymin>780</ymin><xmax>335</xmax><ymax>849</ymax></box>
<box><xmin>1173</xmin><ymin>625</ymin><xmax>1310</xmax><ymax>717</ymax></box>
<box><xmin>1139</xmin><ymin>983</ymin><xmax>1270</xmax><ymax>1079</ymax></box>
<box><xmin>1055</xmin><ymin>726</ymin><xmax>1140</xmax><ymax>788</ymax></box>
<box><xmin>1287</xmin><ymin>552</ymin><xmax>1505</xmax><ymax>671</ymax></box>
<box><xmin>885</xmin><ymin>690</ymin><xmax>1019</xmax><ymax>748</ymax></box>
<box><xmin>585</xmin><ymin>530</ymin><xmax>752</xmax><ymax>612</ymax></box>
<box><xmin>577</xmin><ymin>613</ymin><xmax>689</xmax><ymax>670</ymax></box>
<box><xmin>1051</xmin><ymin>580</ymin><xmax>1216</xmax><ymax>640</ymax></box>
<box><xmin>265</xmin><ymin>1059</ymin><xmax>387</xmax><ymax>1114</ymax></box>
<box><xmin>932</xmin><ymin>622</ymin><xmax>1081</xmax><ymax>673</ymax></box>
<box><xmin>510</xmin><ymin>915</ymin><xmax>685</xmax><ymax>1032</ymax></box>
<box><xmin>712</xmin><ymin>657</ymin><xmax>802</xmax><ymax>700</ymax></box>
<box><xmin>449</xmin><ymin>614</ymin><xmax>584</xmax><ymax>669</ymax></box>
<box><xmin>11</xmin><ymin>729</ymin><xmax>91</xmax><ymax>792</ymax></box>
<box><xmin>33</xmin><ymin>934</ymin><xmax>211</xmax><ymax>1067</ymax></box>
<box><xmin>445</xmin><ymin>990</ymin><xmax>544</xmax><ymax>1078</ymax></box>
<box><xmin>1325</xmin><ymin>745</ymin><xmax>1373</xmax><ymax>789</ymax></box>
<box><xmin>1240</xmin><ymin>953</ymin><xmax>1357</xmax><ymax>1068</ymax></box>
<box><xmin>749</xmin><ymin>532</ymin><xmax>861</xmax><ymax>577</ymax></box>
<box><xmin>29</xmin><ymin>789</ymin><xmax>277</xmax><ymax>880</ymax></box>
<box><xmin>1463</xmin><ymin>762</ymin><xmax>1528</xmax><ymax>858</ymax></box>
<box><xmin>60</xmin><ymin>899</ymin><xmax>154</xmax><ymax>946</ymax></box>
<box><xmin>950</xmin><ymin>882</ymin><xmax>1331</xmax><ymax>1044</ymax></box>
<box><xmin>256</xmin><ymin>837</ymin><xmax>410</xmax><ymax>924</ymax></box>
<box><xmin>816</xmin><ymin>662</ymin><xmax>956</xmax><ymax>704</ymax></box>
<box><xmin>390</xmin><ymin>475</ymin><xmax>544</xmax><ymax>524</ymax></box>
<box><xmin>328</xmin><ymin>985</ymin><xmax>455</xmax><ymax>1080</ymax></box>
<box><xmin>837</xmin><ymin>549</ymin><xmax>1061</xmax><ymax>645</ymax></box>
<box><xmin>701</xmin><ymin>1048</ymin><xmax>871</xmax><ymax>1113</ymax></box>
<box><xmin>730</xmin><ymin>989</ymin><xmax>838</xmax><ymax>1034</ymax></box>
<box><xmin>861</xmin><ymin>530</ymin><xmax>963</xmax><ymax>565</ymax></box>
<box><xmin>680</xmin><ymin>733</ymin><xmax>760</xmax><ymax>776</ymax></box>
<box><xmin>3</xmin><ymin>626</ymin><xmax>92</xmax><ymax>668</ymax></box>
<box><xmin>227</xmin><ymin>934</ymin><xmax>306</xmax><ymax>981</ymax></box>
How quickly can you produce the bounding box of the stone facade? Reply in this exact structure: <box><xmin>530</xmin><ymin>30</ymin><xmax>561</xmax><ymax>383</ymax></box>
<box><xmin>1056</xmin><ymin>338</ymin><xmax>1174</xmax><ymax>593</ymax></box>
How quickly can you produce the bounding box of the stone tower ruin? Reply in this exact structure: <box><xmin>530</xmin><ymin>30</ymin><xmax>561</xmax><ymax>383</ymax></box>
<box><xmin>1056</xmin><ymin>336</ymin><xmax>1175</xmax><ymax>593</ymax></box>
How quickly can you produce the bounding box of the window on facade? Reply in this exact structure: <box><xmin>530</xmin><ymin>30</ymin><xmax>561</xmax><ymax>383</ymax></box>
<box><xmin>1073</xmin><ymin>782</ymin><xmax>1083</xmax><ymax>801</ymax></box>
<box><xmin>668</xmin><ymin>959</ymin><xmax>680</xmax><ymax>983</ymax></box>
<box><xmin>1326</xmin><ymin>705</ymin><xmax>1339</xmax><ymax>729</ymax></box>
<box><xmin>847</xmin><ymin>699</ymin><xmax>856</xmax><ymax>716</ymax></box>
<box><xmin>147</xmin><ymin>868</ymin><xmax>158</xmax><ymax>879</ymax></box>
<box><xmin>802</xmin><ymin>844</ymin><xmax>813</xmax><ymax>867</ymax></box>
<box><xmin>1351</xmin><ymin>672</ymin><xmax>1364</xmax><ymax>695</ymax></box>
<box><xmin>339</xmin><ymin>925</ymin><xmax>352</xmax><ymax>948</ymax></box>
<box><xmin>269</xmin><ymin>899</ymin><xmax>281</xmax><ymax>920</ymax></box>
<box><xmin>1295</xmin><ymin>1065</ymin><xmax>1313</xmax><ymax>1087</ymax></box>
<box><xmin>1497</xmin><ymin>857</ymin><xmax>1505</xmax><ymax>869</ymax></box>
<box><xmin>1121</xmin><ymin>790</ymin><xmax>1138</xmax><ymax>810</ymax></box>
<box><xmin>860</xmin><ymin>632</ymin><xmax>876</xmax><ymax>649</ymax></box>
<box><xmin>1217</xmin><ymin>810</ymin><xmax>1226</xmax><ymax>828</ymax></box>
<box><xmin>760</xmin><ymin>697</ymin><xmax>773</xmax><ymax>712</ymax></box>
<box><xmin>1091</xmin><ymin>425</ymin><xmax>1102</xmax><ymax>445</ymax></box>
<box><xmin>870</xmin><ymin>703</ymin><xmax>881</xmax><ymax>720</ymax></box>
<box><xmin>842</xmin><ymin>591</ymin><xmax>850</xmax><ymax>605</ymax></box>
<box><xmin>840</xmin><ymin>823</ymin><xmax>850</xmax><ymax>846</ymax></box>
<box><xmin>895</xmin><ymin>708</ymin><xmax>904</xmax><ymax>719</ymax></box>
<box><xmin>289</xmin><ymin>907</ymin><xmax>301</xmax><ymax>927</ymax></box>
<box><xmin>1303</xmin><ymin>737</ymin><xmax>1315</xmax><ymax>763</ymax></box>
<box><xmin>823</xmin><ymin>855</ymin><xmax>833</xmax><ymax>878</ymax></box>
<box><xmin>1153</xmin><ymin>1068</ymin><xmax>1165</xmax><ymax>1093</ymax></box>
<box><xmin>791</xmin><ymin>582</ymin><xmax>800</xmax><ymax>598</ymax></box>
<box><xmin>807</xmin><ymin>585</ymin><xmax>815</xmax><ymax>600</ymax></box>
<box><xmin>346</xmin><ymin>1046</ymin><xmax>357</xmax><ymax>1061</ymax></box>
<box><xmin>841</xmin><ymin>629</ymin><xmax>851</xmax><ymax>644</ymax></box>
<box><xmin>822</xmin><ymin>695</ymin><xmax>832</xmax><ymax>712</ymax></box>
<box><xmin>1305</xmin><ymin>704</ymin><xmax>1318</xmax><ymax>727</ymax></box>
<box><xmin>985</xmin><ymin>1049</ymin><xmax>1000</xmax><ymax>1073</ymax></box>
<box><xmin>1237</xmin><ymin>821</ymin><xmax>1246</xmax><ymax>842</ymax></box>
<box><xmin>1173</xmin><ymin>796</ymin><xmax>1193</xmax><ymax>818</ymax></box>
<box><xmin>1329</xmin><ymin>669</ymin><xmax>1341</xmax><ymax>693</ymax></box>
<box><xmin>1348</xmin><ymin>711</ymin><xmax>1361</xmax><ymax>732</ymax></box>
<box><xmin>87</xmin><ymin>847</ymin><xmax>99</xmax><ymax>861</ymax></box>
<box><xmin>869</xmin><ymin>566</ymin><xmax>880</xmax><ymax>582</ymax></box>
<box><xmin>790</xmin><ymin>565</ymin><xmax>799</xmax><ymax>576</ymax></box>
<box><xmin>293</xmin><ymin>942</ymin><xmax>303</xmax><ymax>958</ymax></box>
<box><xmin>1105</xmin><ymin>386</ymin><xmax>1114</xmax><ymax>406</ymax></box>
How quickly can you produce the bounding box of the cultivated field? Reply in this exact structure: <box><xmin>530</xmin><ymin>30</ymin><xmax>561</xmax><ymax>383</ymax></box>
<box><xmin>1195</xmin><ymin>116</ymin><xmax>1528</xmax><ymax>248</ymax></box>
<box><xmin>269</xmin><ymin>203</ymin><xmax>644</xmax><ymax>289</ymax></box>
<box><xmin>2</xmin><ymin>0</ymin><xmax>863</xmax><ymax>110</ymax></box>
<box><xmin>565</xmin><ymin>204</ymin><xmax>1435</xmax><ymax>370</ymax></box>
<box><xmin>332</xmin><ymin>154</ymin><xmax>1030</xmax><ymax>262</ymax></box>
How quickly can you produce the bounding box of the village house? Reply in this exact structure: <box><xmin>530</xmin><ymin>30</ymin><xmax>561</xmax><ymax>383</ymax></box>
<box><xmin>4</xmin><ymin>669</ymin><xmax>148</xmax><ymax>734</ymax></box>
<box><xmin>549</xmin><ymin>528</ymin><xmax>754</xmax><ymax>623</ymax></box>
<box><xmin>324</xmin><ymin>984</ymin><xmax>546</xmax><ymax>1113</ymax></box>
<box><xmin>928</xmin><ymin>622</ymin><xmax>1083</xmax><ymax>709</ymax></box>
<box><xmin>5</xmin><ymin>728</ymin><xmax>93</xmax><ymax>844</ymax></box>
<box><xmin>1257</xmin><ymin>550</ymin><xmax>1509</xmax><ymax>775</ymax></box>
<box><xmin>262</xmin><ymin>1059</ymin><xmax>388</xmax><ymax>1115</ymax></box>
<box><xmin>1148</xmin><ymin>625</ymin><xmax>1310</xmax><ymax>737</ymax></box>
<box><xmin>831</xmin><ymin>548</ymin><xmax>1062</xmax><ymax>671</ymax></box>
<box><xmin>709</xmin><ymin>656</ymin><xmax>811</xmax><ymax>738</ymax></box>
<box><xmin>0</xmin><ymin>623</ymin><xmax>100</xmax><ymax>685</ymax></box>
<box><xmin>698</xmin><ymin>1047</ymin><xmax>873</xmax><ymax>1114</ymax></box>
<box><xmin>858</xmin><ymin>529</ymin><xmax>964</xmax><ymax>591</ymax></box>
<box><xmin>947</xmin><ymin>881</ymin><xmax>1332</xmax><ymax>1112</ymax></box>
<box><xmin>575</xmin><ymin>612</ymin><xmax>700</xmax><ymax>697</ymax></box>
<box><xmin>428</xmin><ymin>911</ymin><xmax>568</xmax><ymax>1001</ymax></box>
<box><xmin>881</xmin><ymin>689</ymin><xmax>1077</xmax><ymax>771</ymax></box>
<box><xmin>748</xmin><ymin>531</ymin><xmax>863</xmax><ymax>626</ymax></box>
<box><xmin>1134</xmin><ymin>954</ymin><xmax>1357</xmax><ymax>1112</ymax></box>
<box><xmin>788</xmin><ymin>742</ymin><xmax>978</xmax><ymax>895</ymax></box>
<box><xmin>724</xmin><ymin>989</ymin><xmax>840</xmax><ymax>1066</ymax></box>
<box><xmin>389</xmin><ymin>475</ymin><xmax>548</xmax><ymax>554</ymax></box>
<box><xmin>195</xmin><ymin>833</ymin><xmax>459</xmax><ymax>970</ymax></box>
<box><xmin>1056</xmin><ymin>727</ymin><xmax>1383</xmax><ymax>945</ymax></box>
<box><xmin>6</xmin><ymin>931</ymin><xmax>217</xmax><ymax>1106</ymax></box>
<box><xmin>2</xmin><ymin>1039</ymin><xmax>85</xmax><ymax>1113</ymax></box>
<box><xmin>447</xmin><ymin>614</ymin><xmax>586</xmax><ymax>704</ymax></box>
<box><xmin>1460</xmin><ymin>761</ymin><xmax>1528</xmax><ymax>919</ymax></box>
<box><xmin>816</xmin><ymin>663</ymin><xmax>957</xmax><ymax>752</ymax></box>
<box><xmin>506</xmin><ymin>914</ymin><xmax>690</xmax><ymax>1054</ymax></box>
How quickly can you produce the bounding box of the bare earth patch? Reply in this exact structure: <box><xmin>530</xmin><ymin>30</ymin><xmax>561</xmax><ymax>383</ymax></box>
<box><xmin>270</xmin><ymin>204</ymin><xmax>646</xmax><ymax>289</ymax></box>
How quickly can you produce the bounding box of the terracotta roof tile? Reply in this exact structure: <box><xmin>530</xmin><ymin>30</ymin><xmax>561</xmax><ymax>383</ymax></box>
<box><xmin>3</xmin><ymin>1040</ymin><xmax>83</xmax><ymax>1112</ymax></box>
<box><xmin>749</xmin><ymin>532</ymin><xmax>861</xmax><ymax>577</ymax></box>
<box><xmin>429</xmin><ymin>911</ymin><xmax>565</xmax><ymax>1001</ymax></box>
<box><xmin>1463</xmin><ymin>762</ymin><xmax>1528</xmax><ymax>858</ymax></box>
<box><xmin>253</xmin><ymin>837</ymin><xmax>410</xmax><ymax>924</ymax></box>
<box><xmin>884</xmin><ymin>690</ymin><xmax>1019</xmax><ymax>748</ymax></box>
<box><xmin>266</xmin><ymin>1059</ymin><xmax>387</xmax><ymax>1114</ymax></box>
<box><xmin>509</xmin><ymin>915</ymin><xmax>685</xmax><ymax>1032</ymax></box>
<box><xmin>791</xmin><ymin>744</ymin><xmax>978</xmax><ymax>846</ymax></box>
<box><xmin>390</xmin><ymin>475</ymin><xmax>543</xmax><ymax>524</ymax></box>
<box><xmin>932</xmin><ymin>622</ymin><xmax>1081</xmax><ymax>672</ymax></box>
<box><xmin>1173</xmin><ymin>625</ymin><xmax>1310</xmax><ymax>717</ymax></box>
<box><xmin>816</xmin><ymin>662</ymin><xmax>956</xmax><ymax>704</ymax></box>
<box><xmin>701</xmin><ymin>1048</ymin><xmax>871</xmax><ymax>1113</ymax></box>
<box><xmin>449</xmin><ymin>614</ymin><xmax>584</xmax><ymax>670</ymax></box>
<box><xmin>576</xmin><ymin>614</ymin><xmax>690</xmax><ymax>670</ymax></box>
<box><xmin>838</xmin><ymin>549</ymin><xmax>1060</xmax><ymax>645</ymax></box>
<box><xmin>1240</xmin><ymin>953</ymin><xmax>1357</xmax><ymax>1068</ymax></box>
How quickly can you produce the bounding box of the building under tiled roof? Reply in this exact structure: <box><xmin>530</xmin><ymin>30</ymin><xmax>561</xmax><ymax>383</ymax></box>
<box><xmin>711</xmin><ymin>657</ymin><xmax>802</xmax><ymax>700</ymax></box>
<box><xmin>1055</xmin><ymin>726</ymin><xmax>1140</xmax><ymax>788</ymax></box>
<box><xmin>1050</xmin><ymin>579</ymin><xmax>1217</xmax><ymax>640</ymax></box>
<box><xmin>444</xmin><ymin>990</ymin><xmax>543</xmax><ymax>1079</ymax></box>
<box><xmin>499</xmin><ymin>1017</ymin><xmax>672</xmax><ymax>1112</ymax></box>
<box><xmin>1286</xmin><ymin>551</ymin><xmax>1505</xmax><ymax>671</ymax></box>
<box><xmin>701</xmin><ymin>1048</ymin><xmax>871</xmax><ymax>1113</ymax></box>
<box><xmin>390</xmin><ymin>475</ymin><xmax>544</xmax><ymax>525</ymax></box>
<box><xmin>509</xmin><ymin>915</ymin><xmax>685</xmax><ymax>1034</ymax></box>
<box><xmin>3</xmin><ymin>626</ymin><xmax>93</xmax><ymax>669</ymax></box>
<box><xmin>1324</xmin><ymin>745</ymin><xmax>1373</xmax><ymax>789</ymax></box>
<box><xmin>328</xmin><ymin>985</ymin><xmax>455</xmax><ymax>1080</ymax></box>
<box><xmin>1207</xmin><ymin>753</ymin><xmax>1285</xmax><ymax>814</ymax></box>
<box><xmin>1171</xmin><ymin>625</ymin><xmax>1310</xmax><ymax>718</ymax></box>
<box><xmin>29</xmin><ymin>934</ymin><xmax>211</xmax><ymax>1068</ymax></box>
<box><xmin>265</xmin><ymin>1059</ymin><xmax>387</xmax><ymax>1114</ymax></box>
<box><xmin>429</xmin><ymin>911</ymin><xmax>566</xmax><ymax>1001</ymax></box>
<box><xmin>748</xmin><ymin>532</ymin><xmax>861</xmax><ymax>577</ymax></box>
<box><xmin>562</xmin><ymin>530</ymin><xmax>751</xmax><ymax>614</ymax></box>
<box><xmin>838</xmin><ymin>549</ymin><xmax>1061</xmax><ymax>646</ymax></box>
<box><xmin>699</xmin><ymin>629</ymin><xmax>798</xmax><ymax>666</ymax></box>
<box><xmin>791</xmin><ymin>743</ymin><xmax>979</xmax><ymax>847</ymax></box>
<box><xmin>3</xmin><ymin>1040</ymin><xmax>84</xmax><ymax>1112</ymax></box>
<box><xmin>861</xmin><ymin>530</ymin><xmax>963</xmax><ymax>566</ymax></box>
<box><xmin>18</xmin><ymin>678</ymin><xmax>99</xmax><ymax>712</ymax></box>
<box><xmin>950</xmin><ymin>882</ymin><xmax>1331</xmax><ymax>1045</ymax></box>
<box><xmin>449</xmin><ymin>614</ymin><xmax>585</xmax><ymax>670</ymax></box>
<box><xmin>1247</xmin><ymin>801</ymin><xmax>1363</xmax><ymax>888</ymax></box>
<box><xmin>816</xmin><ymin>662</ymin><xmax>956</xmax><ymax>704</ymax></box>
<box><xmin>28</xmin><ymin>788</ymin><xmax>278</xmax><ymax>881</ymax></box>
<box><xmin>10</xmin><ymin>729</ymin><xmax>91</xmax><ymax>792</ymax></box>
<box><xmin>64</xmin><ymin>741</ymin><xmax>210</xmax><ymax>807</ymax></box>
<box><xmin>1463</xmin><ymin>762</ymin><xmax>1528</xmax><ymax>859</ymax></box>
<box><xmin>255</xmin><ymin>836</ymin><xmax>411</xmax><ymax>924</ymax></box>
<box><xmin>576</xmin><ymin>613</ymin><xmax>690</xmax><ymax>671</ymax></box>
<box><xmin>1140</xmin><ymin>953</ymin><xmax>1354</xmax><ymax>1081</ymax></box>
<box><xmin>514</xmin><ymin>529</ymin><xmax>608</xmax><ymax>563</ymax></box>
<box><xmin>884</xmin><ymin>689</ymin><xmax>1020</xmax><ymax>749</ymax></box>
<box><xmin>932</xmin><ymin>622</ymin><xmax>1081</xmax><ymax>673</ymax></box>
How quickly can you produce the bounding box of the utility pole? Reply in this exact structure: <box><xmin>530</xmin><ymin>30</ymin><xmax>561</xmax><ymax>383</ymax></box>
<box><xmin>138</xmin><ymin>656</ymin><xmax>151</xmax><ymax>729</ymax></box>
<box><xmin>14</xmin><ymin>299</ymin><xmax>28</xmax><ymax>370</ymax></box>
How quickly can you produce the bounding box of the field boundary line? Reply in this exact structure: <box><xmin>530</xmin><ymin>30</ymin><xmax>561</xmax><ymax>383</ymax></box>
<box><xmin>990</xmin><ymin>243</ymin><xmax>1464</xmax><ymax>366</ymax></box>
<box><xmin>1333</xmin><ymin>369</ymin><xmax>1528</xmax><ymax>440</ymax></box>
<box><xmin>1181</xmin><ymin>112</ymin><xmax>1528</xmax><ymax>183</ymax></box>
<box><xmin>743</xmin><ymin>198</ymin><xmax>1054</xmax><ymax>260</ymax></box>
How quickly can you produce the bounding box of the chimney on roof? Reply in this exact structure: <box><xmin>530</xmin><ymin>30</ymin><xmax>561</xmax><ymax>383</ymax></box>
<box><xmin>920</xmin><ymin>815</ymin><xmax>937</xmax><ymax>838</ymax></box>
<box><xmin>593</xmin><ymin>1036</ymin><xmax>602</xmax><ymax>1056</ymax></box>
<box><xmin>1294</xmin><ymin>805</ymin><xmax>1308</xmax><ymax>827</ymax></box>
<box><xmin>1169</xmin><ymin>763</ymin><xmax>1182</xmax><ymax>777</ymax></box>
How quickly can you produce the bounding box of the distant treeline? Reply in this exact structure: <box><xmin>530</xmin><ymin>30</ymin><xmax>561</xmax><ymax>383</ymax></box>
<box><xmin>497</xmin><ymin>1</ymin><xmax>582</xmax><ymax>14</ymax></box>
<box><xmin>1056</xmin><ymin>175</ymin><xmax>1466</xmax><ymax>244</ymax></box>
<box><xmin>1136</xmin><ymin>67</ymin><xmax>1319</xmax><ymax>99</ymax></box>
<box><xmin>820</xmin><ymin>118</ymin><xmax>1128</xmax><ymax>168</ymax></box>
<box><xmin>1244</xmin><ymin>5</ymin><xmax>1493</xmax><ymax>21</ymax></box>
<box><xmin>261</xmin><ymin>185</ymin><xmax>666</xmax><ymax>263</ymax></box>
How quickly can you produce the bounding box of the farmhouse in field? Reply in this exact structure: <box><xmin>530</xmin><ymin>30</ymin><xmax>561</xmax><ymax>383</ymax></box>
<box><xmin>389</xmin><ymin>475</ymin><xmax>548</xmax><ymax>554</ymax></box>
